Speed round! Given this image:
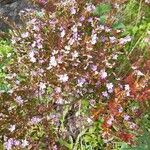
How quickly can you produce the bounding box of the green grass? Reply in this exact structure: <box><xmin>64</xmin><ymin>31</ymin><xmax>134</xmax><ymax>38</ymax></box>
<box><xmin>0</xmin><ymin>39</ymin><xmax>13</xmax><ymax>92</ymax></box>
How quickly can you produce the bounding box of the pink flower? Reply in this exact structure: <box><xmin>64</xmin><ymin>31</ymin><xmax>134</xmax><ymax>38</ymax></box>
<box><xmin>29</xmin><ymin>51</ymin><xmax>36</xmax><ymax>63</ymax></box>
<box><xmin>109</xmin><ymin>36</ymin><xmax>116</xmax><ymax>43</ymax></box>
<box><xmin>106</xmin><ymin>83</ymin><xmax>114</xmax><ymax>93</ymax></box>
<box><xmin>60</xmin><ymin>28</ymin><xmax>66</xmax><ymax>38</ymax></box>
<box><xmin>100</xmin><ymin>70</ymin><xmax>107</xmax><ymax>79</ymax></box>
<box><xmin>21</xmin><ymin>32</ymin><xmax>29</xmax><ymax>38</ymax></box>
<box><xmin>88</xmin><ymin>17</ymin><xmax>93</xmax><ymax>23</ymax></box>
<box><xmin>48</xmin><ymin>56</ymin><xmax>57</xmax><ymax>69</ymax></box>
<box><xmin>91</xmin><ymin>34</ymin><xmax>97</xmax><ymax>45</ymax></box>
<box><xmin>107</xmin><ymin>116</ymin><xmax>114</xmax><ymax>125</ymax></box>
<box><xmin>13</xmin><ymin>140</ymin><xmax>20</xmax><ymax>146</ymax></box>
<box><xmin>125</xmin><ymin>84</ymin><xmax>130</xmax><ymax>96</ymax></box>
<box><xmin>72</xmin><ymin>51</ymin><xmax>79</xmax><ymax>59</ymax></box>
<box><xmin>71</xmin><ymin>25</ymin><xmax>78</xmax><ymax>33</ymax></box>
<box><xmin>53</xmin><ymin>145</ymin><xmax>58</xmax><ymax>150</ymax></box>
<box><xmin>118</xmin><ymin>106</ymin><xmax>123</xmax><ymax>113</ymax></box>
<box><xmin>21</xmin><ymin>139</ymin><xmax>29</xmax><ymax>148</ymax></box>
<box><xmin>124</xmin><ymin>115</ymin><xmax>130</xmax><ymax>121</ymax></box>
<box><xmin>4</xmin><ymin>138</ymin><xmax>13</xmax><ymax>150</ymax></box>
<box><xmin>86</xmin><ymin>3</ymin><xmax>95</xmax><ymax>12</ymax></box>
<box><xmin>77</xmin><ymin>77</ymin><xmax>86</xmax><ymax>87</ymax></box>
<box><xmin>55</xmin><ymin>87</ymin><xmax>61</xmax><ymax>93</ymax></box>
<box><xmin>8</xmin><ymin>125</ymin><xmax>16</xmax><ymax>132</ymax></box>
<box><xmin>91</xmin><ymin>65</ymin><xmax>97</xmax><ymax>71</ymax></box>
<box><xmin>102</xmin><ymin>91</ymin><xmax>109</xmax><ymax>98</ymax></box>
<box><xmin>39</xmin><ymin>82</ymin><xmax>46</xmax><ymax>91</ymax></box>
<box><xmin>80</xmin><ymin>16</ymin><xmax>85</xmax><ymax>21</ymax></box>
<box><xmin>15</xmin><ymin>96</ymin><xmax>24</xmax><ymax>105</ymax></box>
<box><xmin>30</xmin><ymin>116</ymin><xmax>42</xmax><ymax>125</ymax></box>
<box><xmin>58</xmin><ymin>74</ymin><xmax>69</xmax><ymax>83</ymax></box>
<box><xmin>70</xmin><ymin>7</ymin><xmax>76</xmax><ymax>14</ymax></box>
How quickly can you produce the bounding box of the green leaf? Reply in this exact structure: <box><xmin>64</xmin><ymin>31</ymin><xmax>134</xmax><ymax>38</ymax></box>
<box><xmin>99</xmin><ymin>15</ymin><xmax>106</xmax><ymax>24</ymax></box>
<box><xmin>94</xmin><ymin>3</ymin><xmax>111</xmax><ymax>16</ymax></box>
<box><xmin>120</xmin><ymin>142</ymin><xmax>130</xmax><ymax>149</ymax></box>
<box><xmin>36</xmin><ymin>11</ymin><xmax>44</xmax><ymax>18</ymax></box>
<box><xmin>113</xmin><ymin>22</ymin><xmax>125</xmax><ymax>29</ymax></box>
<box><xmin>58</xmin><ymin>139</ymin><xmax>73</xmax><ymax>150</ymax></box>
<box><xmin>132</xmin><ymin>26</ymin><xmax>139</xmax><ymax>34</ymax></box>
<box><xmin>46</xmin><ymin>87</ymin><xmax>53</xmax><ymax>94</ymax></box>
<box><xmin>0</xmin><ymin>83</ymin><xmax>10</xmax><ymax>92</ymax></box>
<box><xmin>81</xmin><ymin>99</ymin><xmax>89</xmax><ymax>108</ymax></box>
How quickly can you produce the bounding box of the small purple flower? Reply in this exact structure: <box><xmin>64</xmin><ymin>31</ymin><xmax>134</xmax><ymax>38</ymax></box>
<box><xmin>112</xmin><ymin>54</ymin><xmax>118</xmax><ymax>60</ymax></box>
<box><xmin>129</xmin><ymin>122</ymin><xmax>137</xmax><ymax>129</ymax></box>
<box><xmin>106</xmin><ymin>83</ymin><xmax>114</xmax><ymax>93</ymax></box>
<box><xmin>15</xmin><ymin>96</ymin><xmax>24</xmax><ymax>105</ymax></box>
<box><xmin>71</xmin><ymin>25</ymin><xmax>78</xmax><ymax>33</ymax></box>
<box><xmin>55</xmin><ymin>87</ymin><xmax>61</xmax><ymax>93</ymax></box>
<box><xmin>105</xmin><ymin>27</ymin><xmax>111</xmax><ymax>32</ymax></box>
<box><xmin>21</xmin><ymin>139</ymin><xmax>29</xmax><ymax>148</ymax></box>
<box><xmin>80</xmin><ymin>16</ymin><xmax>85</xmax><ymax>21</ymax></box>
<box><xmin>58</xmin><ymin>74</ymin><xmax>69</xmax><ymax>83</ymax></box>
<box><xmin>86</xmin><ymin>3</ymin><xmax>95</xmax><ymax>12</ymax></box>
<box><xmin>30</xmin><ymin>116</ymin><xmax>42</xmax><ymax>125</ymax></box>
<box><xmin>77</xmin><ymin>77</ymin><xmax>86</xmax><ymax>87</ymax></box>
<box><xmin>102</xmin><ymin>91</ymin><xmax>109</xmax><ymax>98</ymax></box>
<box><xmin>99</xmin><ymin>25</ymin><xmax>105</xmax><ymax>30</ymax></box>
<box><xmin>124</xmin><ymin>115</ymin><xmax>130</xmax><ymax>121</ymax></box>
<box><xmin>91</xmin><ymin>34</ymin><xmax>97</xmax><ymax>45</ymax></box>
<box><xmin>37</xmin><ymin>43</ymin><xmax>43</xmax><ymax>49</ymax></box>
<box><xmin>21</xmin><ymin>32</ymin><xmax>29</xmax><ymax>38</ymax></box>
<box><xmin>100</xmin><ymin>70</ymin><xmax>107</xmax><ymax>79</ymax></box>
<box><xmin>89</xmin><ymin>99</ymin><xmax>96</xmax><ymax>106</ymax></box>
<box><xmin>8</xmin><ymin>125</ymin><xmax>16</xmax><ymax>132</ymax></box>
<box><xmin>72</xmin><ymin>51</ymin><xmax>79</xmax><ymax>59</ymax></box>
<box><xmin>125</xmin><ymin>84</ymin><xmax>130</xmax><ymax>96</ymax></box>
<box><xmin>53</xmin><ymin>145</ymin><xmax>58</xmax><ymax>150</ymax></box>
<box><xmin>4</xmin><ymin>138</ymin><xmax>13</xmax><ymax>150</ymax></box>
<box><xmin>118</xmin><ymin>106</ymin><xmax>123</xmax><ymax>113</ymax></box>
<box><xmin>29</xmin><ymin>51</ymin><xmax>36</xmax><ymax>63</ymax></box>
<box><xmin>55</xmin><ymin>97</ymin><xmax>63</xmax><ymax>104</ymax></box>
<box><xmin>70</xmin><ymin>7</ymin><xmax>76</xmax><ymax>14</ymax></box>
<box><xmin>13</xmin><ymin>140</ymin><xmax>20</xmax><ymax>146</ymax></box>
<box><xmin>101</xmin><ymin>36</ymin><xmax>106</xmax><ymax>42</ymax></box>
<box><xmin>109</xmin><ymin>36</ymin><xmax>116</xmax><ymax>43</ymax></box>
<box><xmin>91</xmin><ymin>65</ymin><xmax>97</xmax><ymax>71</ymax></box>
<box><xmin>48</xmin><ymin>56</ymin><xmax>57</xmax><ymax>69</ymax></box>
<box><xmin>39</xmin><ymin>82</ymin><xmax>46</xmax><ymax>91</ymax></box>
<box><xmin>107</xmin><ymin>116</ymin><xmax>114</xmax><ymax>125</ymax></box>
<box><xmin>88</xmin><ymin>17</ymin><xmax>93</xmax><ymax>23</ymax></box>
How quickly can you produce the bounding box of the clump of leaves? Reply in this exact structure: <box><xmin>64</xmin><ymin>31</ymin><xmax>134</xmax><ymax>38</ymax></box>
<box><xmin>94</xmin><ymin>3</ymin><xmax>112</xmax><ymax>24</ymax></box>
<box><xmin>94</xmin><ymin>3</ymin><xmax>112</xmax><ymax>16</ymax></box>
<box><xmin>0</xmin><ymin>40</ymin><xmax>13</xmax><ymax>92</ymax></box>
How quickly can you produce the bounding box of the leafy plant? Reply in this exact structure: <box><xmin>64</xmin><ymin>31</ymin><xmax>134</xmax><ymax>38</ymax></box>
<box><xmin>0</xmin><ymin>0</ymin><xmax>150</xmax><ymax>150</ymax></box>
<box><xmin>94</xmin><ymin>3</ymin><xmax>112</xmax><ymax>16</ymax></box>
<box><xmin>94</xmin><ymin>3</ymin><xmax>112</xmax><ymax>24</ymax></box>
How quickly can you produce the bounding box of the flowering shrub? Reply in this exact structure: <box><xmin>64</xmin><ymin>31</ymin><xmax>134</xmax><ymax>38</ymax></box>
<box><xmin>0</xmin><ymin>0</ymin><xmax>150</xmax><ymax>149</ymax></box>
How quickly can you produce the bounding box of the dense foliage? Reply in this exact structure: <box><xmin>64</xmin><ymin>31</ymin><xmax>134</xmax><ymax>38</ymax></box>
<box><xmin>0</xmin><ymin>0</ymin><xmax>150</xmax><ymax>149</ymax></box>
